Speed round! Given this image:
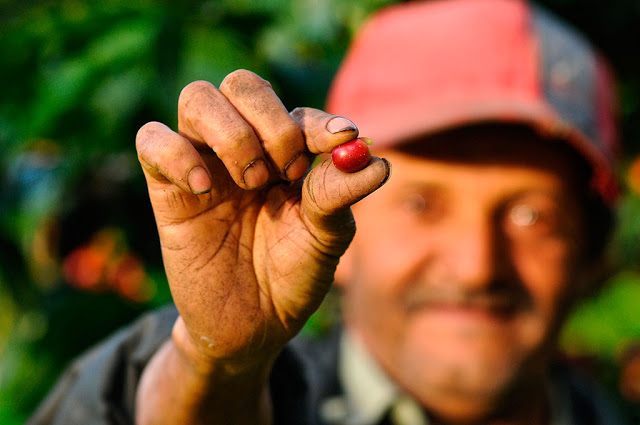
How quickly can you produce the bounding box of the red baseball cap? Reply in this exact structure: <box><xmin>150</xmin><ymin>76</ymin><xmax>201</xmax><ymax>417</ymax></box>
<box><xmin>326</xmin><ymin>0</ymin><xmax>620</xmax><ymax>203</ymax></box>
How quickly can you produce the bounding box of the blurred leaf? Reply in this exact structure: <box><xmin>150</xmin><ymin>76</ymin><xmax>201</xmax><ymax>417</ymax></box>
<box><xmin>612</xmin><ymin>193</ymin><xmax>640</xmax><ymax>267</ymax></box>
<box><xmin>90</xmin><ymin>65</ymin><xmax>152</xmax><ymax>133</ymax></box>
<box><xmin>177</xmin><ymin>26</ymin><xmax>264</xmax><ymax>88</ymax></box>
<box><xmin>562</xmin><ymin>271</ymin><xmax>640</xmax><ymax>359</ymax></box>
<box><xmin>85</xmin><ymin>18</ymin><xmax>158</xmax><ymax>68</ymax></box>
<box><xmin>218</xmin><ymin>0</ymin><xmax>289</xmax><ymax>15</ymax></box>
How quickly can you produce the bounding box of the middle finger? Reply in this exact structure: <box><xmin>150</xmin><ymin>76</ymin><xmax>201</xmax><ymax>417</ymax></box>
<box><xmin>219</xmin><ymin>70</ymin><xmax>309</xmax><ymax>181</ymax></box>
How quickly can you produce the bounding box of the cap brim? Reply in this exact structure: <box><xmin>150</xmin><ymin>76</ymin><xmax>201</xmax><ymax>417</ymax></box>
<box><xmin>352</xmin><ymin>98</ymin><xmax>618</xmax><ymax>203</ymax></box>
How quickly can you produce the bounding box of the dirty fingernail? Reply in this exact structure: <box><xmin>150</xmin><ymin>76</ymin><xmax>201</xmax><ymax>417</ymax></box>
<box><xmin>243</xmin><ymin>159</ymin><xmax>269</xmax><ymax>189</ymax></box>
<box><xmin>377</xmin><ymin>158</ymin><xmax>392</xmax><ymax>189</ymax></box>
<box><xmin>284</xmin><ymin>152</ymin><xmax>309</xmax><ymax>181</ymax></box>
<box><xmin>326</xmin><ymin>116</ymin><xmax>356</xmax><ymax>134</ymax></box>
<box><xmin>187</xmin><ymin>166</ymin><xmax>212</xmax><ymax>194</ymax></box>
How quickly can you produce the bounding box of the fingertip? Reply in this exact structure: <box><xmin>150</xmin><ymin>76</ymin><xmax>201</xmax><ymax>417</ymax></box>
<box><xmin>187</xmin><ymin>165</ymin><xmax>212</xmax><ymax>194</ymax></box>
<box><xmin>376</xmin><ymin>157</ymin><xmax>392</xmax><ymax>189</ymax></box>
<box><xmin>325</xmin><ymin>116</ymin><xmax>357</xmax><ymax>134</ymax></box>
<box><xmin>242</xmin><ymin>159</ymin><xmax>270</xmax><ymax>189</ymax></box>
<box><xmin>284</xmin><ymin>152</ymin><xmax>310</xmax><ymax>181</ymax></box>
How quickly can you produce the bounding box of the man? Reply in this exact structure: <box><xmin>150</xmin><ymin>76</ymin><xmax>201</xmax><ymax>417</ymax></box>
<box><xmin>28</xmin><ymin>0</ymin><xmax>627</xmax><ymax>424</ymax></box>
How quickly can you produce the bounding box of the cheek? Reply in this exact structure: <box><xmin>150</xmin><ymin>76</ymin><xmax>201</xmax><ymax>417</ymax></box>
<box><xmin>341</xmin><ymin>213</ymin><xmax>420</xmax><ymax>337</ymax></box>
<box><xmin>512</xmin><ymin>239</ymin><xmax>576</xmax><ymax>317</ymax></box>
<box><xmin>353</xmin><ymin>204</ymin><xmax>426</xmax><ymax>279</ymax></box>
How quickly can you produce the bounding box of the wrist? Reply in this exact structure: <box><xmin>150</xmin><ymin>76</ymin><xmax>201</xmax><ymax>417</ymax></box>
<box><xmin>137</xmin><ymin>328</ymin><xmax>275</xmax><ymax>425</ymax></box>
<box><xmin>171</xmin><ymin>315</ymin><xmax>278</xmax><ymax>380</ymax></box>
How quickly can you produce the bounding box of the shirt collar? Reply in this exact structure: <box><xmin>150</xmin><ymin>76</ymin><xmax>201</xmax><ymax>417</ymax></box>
<box><xmin>338</xmin><ymin>331</ymin><xmax>428</xmax><ymax>425</ymax></box>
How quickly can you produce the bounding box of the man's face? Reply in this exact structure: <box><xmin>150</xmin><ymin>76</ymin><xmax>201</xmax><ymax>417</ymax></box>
<box><xmin>337</xmin><ymin>126</ymin><xmax>594</xmax><ymax>421</ymax></box>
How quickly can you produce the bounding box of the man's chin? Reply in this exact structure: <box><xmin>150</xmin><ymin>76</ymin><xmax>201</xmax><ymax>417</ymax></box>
<box><xmin>407</xmin><ymin>364</ymin><xmax>548</xmax><ymax>425</ymax></box>
<box><xmin>395</xmin><ymin>320</ymin><xmax>535</xmax><ymax>413</ymax></box>
<box><xmin>418</xmin><ymin>393</ymin><xmax>504</xmax><ymax>425</ymax></box>
<box><xmin>394</xmin><ymin>356</ymin><xmax>525</xmax><ymax>424</ymax></box>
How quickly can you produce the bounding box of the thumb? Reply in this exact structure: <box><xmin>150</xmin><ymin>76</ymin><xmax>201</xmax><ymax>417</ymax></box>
<box><xmin>301</xmin><ymin>156</ymin><xmax>391</xmax><ymax>254</ymax></box>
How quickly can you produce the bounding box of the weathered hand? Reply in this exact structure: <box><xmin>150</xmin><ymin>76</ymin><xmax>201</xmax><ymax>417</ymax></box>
<box><xmin>136</xmin><ymin>70</ymin><xmax>390</xmax><ymax>370</ymax></box>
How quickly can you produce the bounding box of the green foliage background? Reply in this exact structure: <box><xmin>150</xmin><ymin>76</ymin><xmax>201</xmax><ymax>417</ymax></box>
<box><xmin>0</xmin><ymin>0</ymin><xmax>639</xmax><ymax>423</ymax></box>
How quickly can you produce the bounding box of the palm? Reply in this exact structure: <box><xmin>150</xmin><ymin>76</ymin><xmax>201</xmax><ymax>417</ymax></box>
<box><xmin>147</xmin><ymin>153</ymin><xmax>346</xmax><ymax>360</ymax></box>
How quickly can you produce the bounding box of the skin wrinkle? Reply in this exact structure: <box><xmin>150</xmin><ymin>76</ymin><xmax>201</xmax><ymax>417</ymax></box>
<box><xmin>199</xmin><ymin>120</ymin><xmax>256</xmax><ymax>170</ymax></box>
<box><xmin>177</xmin><ymin>233</ymin><xmax>231</xmax><ymax>277</ymax></box>
<box><xmin>258</xmin><ymin>199</ymin><xmax>334</xmax><ymax>329</ymax></box>
<box><xmin>182</xmin><ymin>84</ymin><xmax>260</xmax><ymax>163</ymax></box>
<box><xmin>177</xmin><ymin>191</ymin><xmax>188</xmax><ymax>209</ymax></box>
<box><xmin>165</xmin><ymin>213</ymin><xmax>241</xmax><ymax>276</ymax></box>
<box><xmin>303</xmin><ymin>163</ymin><xmax>340</xmax><ymax>216</ymax></box>
<box><xmin>159</xmin><ymin>235</ymin><xmax>221</xmax><ymax>263</ymax></box>
<box><xmin>300</xmin><ymin>165</ymin><xmax>361</xmax><ymax>255</ymax></box>
<box><xmin>305</xmin><ymin>171</ymin><xmax>319</xmax><ymax>207</ymax></box>
<box><xmin>179</xmin><ymin>83</ymin><xmax>214</xmax><ymax>142</ymax></box>
<box><xmin>250</xmin><ymin>97</ymin><xmax>279</xmax><ymax>118</ymax></box>
<box><xmin>221</xmin><ymin>70</ymin><xmax>273</xmax><ymax>99</ymax></box>
<box><xmin>260</xmin><ymin>247</ymin><xmax>290</xmax><ymax>330</ymax></box>
<box><xmin>265</xmin><ymin>185</ymin><xmax>301</xmax><ymax>215</ymax></box>
<box><xmin>319</xmin><ymin>165</ymin><xmax>333</xmax><ymax>213</ymax></box>
<box><xmin>157</xmin><ymin>204</ymin><xmax>223</xmax><ymax>227</ymax></box>
<box><xmin>154</xmin><ymin>187</ymin><xmax>205</xmax><ymax>212</ymax></box>
<box><xmin>223</xmin><ymin>94</ymin><xmax>304</xmax><ymax>179</ymax></box>
<box><xmin>205</xmin><ymin>281</ymin><xmax>236</xmax><ymax>344</ymax></box>
<box><xmin>301</xmin><ymin>207</ymin><xmax>355</xmax><ymax>258</ymax></box>
<box><xmin>164</xmin><ymin>191</ymin><xmax>187</xmax><ymax>211</ymax></box>
<box><xmin>219</xmin><ymin>121</ymin><xmax>256</xmax><ymax>154</ymax></box>
<box><xmin>136</xmin><ymin>123</ymin><xmax>180</xmax><ymax>182</ymax></box>
<box><xmin>289</xmin><ymin>107</ymin><xmax>321</xmax><ymax>152</ymax></box>
<box><xmin>267</xmin><ymin>230</ymin><xmax>309</xmax><ymax>269</ymax></box>
<box><xmin>193</xmin><ymin>228</ymin><xmax>240</xmax><ymax>275</ymax></box>
<box><xmin>208</xmin><ymin>275</ymin><xmax>274</xmax><ymax>361</ymax></box>
<box><xmin>243</xmin><ymin>306</ymin><xmax>270</xmax><ymax>355</ymax></box>
<box><xmin>138</xmin><ymin>154</ymin><xmax>172</xmax><ymax>186</ymax></box>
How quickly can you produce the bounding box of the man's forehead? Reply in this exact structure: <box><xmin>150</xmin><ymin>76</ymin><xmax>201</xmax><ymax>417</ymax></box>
<box><xmin>376</xmin><ymin>123</ymin><xmax>588</xmax><ymax>171</ymax></box>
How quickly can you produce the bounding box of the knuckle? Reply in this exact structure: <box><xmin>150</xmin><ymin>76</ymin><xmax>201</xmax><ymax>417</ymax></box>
<box><xmin>220</xmin><ymin>69</ymin><xmax>271</xmax><ymax>96</ymax></box>
<box><xmin>275</xmin><ymin>120</ymin><xmax>303</xmax><ymax>144</ymax></box>
<box><xmin>178</xmin><ymin>80</ymin><xmax>216</xmax><ymax>110</ymax></box>
<box><xmin>234</xmin><ymin>123</ymin><xmax>257</xmax><ymax>146</ymax></box>
<box><xmin>220</xmin><ymin>121</ymin><xmax>256</xmax><ymax>151</ymax></box>
<box><xmin>290</xmin><ymin>107</ymin><xmax>305</xmax><ymax>118</ymax></box>
<box><xmin>136</xmin><ymin>121</ymin><xmax>164</xmax><ymax>151</ymax></box>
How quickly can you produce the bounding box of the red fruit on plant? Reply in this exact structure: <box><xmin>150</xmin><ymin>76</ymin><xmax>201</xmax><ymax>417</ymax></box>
<box><xmin>331</xmin><ymin>137</ymin><xmax>372</xmax><ymax>173</ymax></box>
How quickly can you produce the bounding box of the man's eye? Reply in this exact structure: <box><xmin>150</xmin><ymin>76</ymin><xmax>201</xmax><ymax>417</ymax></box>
<box><xmin>510</xmin><ymin>204</ymin><xmax>539</xmax><ymax>227</ymax></box>
<box><xmin>402</xmin><ymin>193</ymin><xmax>427</xmax><ymax>214</ymax></box>
<box><xmin>400</xmin><ymin>191</ymin><xmax>446</xmax><ymax>223</ymax></box>
<box><xmin>506</xmin><ymin>202</ymin><xmax>562</xmax><ymax>238</ymax></box>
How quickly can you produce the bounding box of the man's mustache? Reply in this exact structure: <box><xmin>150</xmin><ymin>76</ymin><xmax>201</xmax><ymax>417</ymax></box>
<box><xmin>402</xmin><ymin>283</ymin><xmax>532</xmax><ymax>316</ymax></box>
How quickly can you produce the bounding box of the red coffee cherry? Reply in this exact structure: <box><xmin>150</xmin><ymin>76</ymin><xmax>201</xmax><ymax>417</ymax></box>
<box><xmin>331</xmin><ymin>137</ymin><xmax>372</xmax><ymax>173</ymax></box>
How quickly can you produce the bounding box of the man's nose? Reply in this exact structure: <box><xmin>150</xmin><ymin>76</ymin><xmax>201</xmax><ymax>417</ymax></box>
<box><xmin>439</xmin><ymin>215</ymin><xmax>507</xmax><ymax>290</ymax></box>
